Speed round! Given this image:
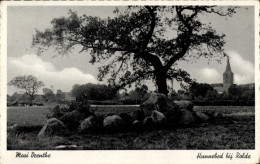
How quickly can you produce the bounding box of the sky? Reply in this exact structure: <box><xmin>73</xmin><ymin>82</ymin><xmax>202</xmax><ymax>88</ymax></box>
<box><xmin>7</xmin><ymin>6</ymin><xmax>255</xmax><ymax>95</ymax></box>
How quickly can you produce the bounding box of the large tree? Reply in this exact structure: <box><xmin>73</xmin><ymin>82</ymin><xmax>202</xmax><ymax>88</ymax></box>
<box><xmin>32</xmin><ymin>6</ymin><xmax>235</xmax><ymax>95</ymax></box>
<box><xmin>8</xmin><ymin>75</ymin><xmax>44</xmax><ymax>103</ymax></box>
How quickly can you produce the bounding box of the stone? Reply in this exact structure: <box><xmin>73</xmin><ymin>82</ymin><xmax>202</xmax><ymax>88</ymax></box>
<box><xmin>151</xmin><ymin>110</ymin><xmax>167</xmax><ymax>125</ymax></box>
<box><xmin>213</xmin><ymin>111</ymin><xmax>223</xmax><ymax>118</ymax></box>
<box><xmin>141</xmin><ymin>92</ymin><xmax>178</xmax><ymax>121</ymax></box>
<box><xmin>38</xmin><ymin>118</ymin><xmax>66</xmax><ymax>139</ymax></box>
<box><xmin>54</xmin><ymin>145</ymin><xmax>83</xmax><ymax>150</ymax></box>
<box><xmin>119</xmin><ymin>113</ymin><xmax>132</xmax><ymax>126</ymax></box>
<box><xmin>103</xmin><ymin>115</ymin><xmax>124</xmax><ymax>131</ymax></box>
<box><xmin>143</xmin><ymin>117</ymin><xmax>154</xmax><ymax>127</ymax></box>
<box><xmin>7</xmin><ymin>124</ymin><xmax>18</xmax><ymax>131</ymax></box>
<box><xmin>194</xmin><ymin>111</ymin><xmax>209</xmax><ymax>123</ymax></box>
<box><xmin>79</xmin><ymin>115</ymin><xmax>97</xmax><ymax>132</ymax></box>
<box><xmin>60</xmin><ymin>110</ymin><xmax>88</xmax><ymax>130</ymax></box>
<box><xmin>131</xmin><ymin>110</ymin><xmax>145</xmax><ymax>122</ymax></box>
<box><xmin>105</xmin><ymin>113</ymin><xmax>116</xmax><ymax>118</ymax></box>
<box><xmin>178</xmin><ymin>108</ymin><xmax>195</xmax><ymax>125</ymax></box>
<box><xmin>200</xmin><ymin>123</ymin><xmax>210</xmax><ymax>127</ymax></box>
<box><xmin>203</xmin><ymin>110</ymin><xmax>214</xmax><ymax>117</ymax></box>
<box><xmin>46</xmin><ymin>105</ymin><xmax>64</xmax><ymax>119</ymax></box>
<box><xmin>203</xmin><ymin>110</ymin><xmax>222</xmax><ymax>118</ymax></box>
<box><xmin>174</xmin><ymin>100</ymin><xmax>194</xmax><ymax>111</ymax></box>
<box><xmin>132</xmin><ymin>120</ymin><xmax>143</xmax><ymax>131</ymax></box>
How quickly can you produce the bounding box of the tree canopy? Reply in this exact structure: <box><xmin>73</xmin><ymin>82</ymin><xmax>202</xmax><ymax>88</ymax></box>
<box><xmin>71</xmin><ymin>83</ymin><xmax>118</xmax><ymax>101</ymax></box>
<box><xmin>8</xmin><ymin>75</ymin><xmax>44</xmax><ymax>102</ymax></box>
<box><xmin>32</xmin><ymin>6</ymin><xmax>236</xmax><ymax>95</ymax></box>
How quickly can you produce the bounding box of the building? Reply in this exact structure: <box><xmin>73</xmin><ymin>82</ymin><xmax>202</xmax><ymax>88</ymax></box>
<box><xmin>212</xmin><ymin>57</ymin><xmax>234</xmax><ymax>94</ymax></box>
<box><xmin>64</xmin><ymin>92</ymin><xmax>76</xmax><ymax>101</ymax></box>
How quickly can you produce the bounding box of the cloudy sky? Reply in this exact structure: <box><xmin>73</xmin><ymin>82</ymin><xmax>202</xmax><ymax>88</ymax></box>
<box><xmin>7</xmin><ymin>6</ymin><xmax>255</xmax><ymax>95</ymax></box>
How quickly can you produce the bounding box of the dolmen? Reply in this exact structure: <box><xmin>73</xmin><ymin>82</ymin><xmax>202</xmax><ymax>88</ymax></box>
<box><xmin>38</xmin><ymin>92</ymin><xmax>220</xmax><ymax>139</ymax></box>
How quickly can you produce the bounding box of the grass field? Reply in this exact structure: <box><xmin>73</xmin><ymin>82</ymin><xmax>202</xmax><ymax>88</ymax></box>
<box><xmin>7</xmin><ymin>105</ymin><xmax>255</xmax><ymax>150</ymax></box>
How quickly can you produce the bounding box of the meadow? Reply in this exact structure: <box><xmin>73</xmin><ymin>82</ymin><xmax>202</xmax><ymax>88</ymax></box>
<box><xmin>7</xmin><ymin>105</ymin><xmax>255</xmax><ymax>150</ymax></box>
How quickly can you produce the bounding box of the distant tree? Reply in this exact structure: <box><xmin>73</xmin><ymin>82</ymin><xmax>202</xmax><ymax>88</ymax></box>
<box><xmin>43</xmin><ymin>88</ymin><xmax>55</xmax><ymax>102</ymax></box>
<box><xmin>71</xmin><ymin>83</ymin><xmax>118</xmax><ymax>101</ymax></box>
<box><xmin>240</xmin><ymin>86</ymin><xmax>254</xmax><ymax>100</ymax></box>
<box><xmin>205</xmin><ymin>89</ymin><xmax>219</xmax><ymax>101</ymax></box>
<box><xmin>32</xmin><ymin>6</ymin><xmax>236</xmax><ymax>95</ymax></box>
<box><xmin>10</xmin><ymin>92</ymin><xmax>20</xmax><ymax>102</ymax></box>
<box><xmin>56</xmin><ymin>89</ymin><xmax>65</xmax><ymax>102</ymax></box>
<box><xmin>189</xmin><ymin>82</ymin><xmax>215</xmax><ymax>100</ymax></box>
<box><xmin>228</xmin><ymin>84</ymin><xmax>255</xmax><ymax>101</ymax></box>
<box><xmin>228</xmin><ymin>84</ymin><xmax>241</xmax><ymax>100</ymax></box>
<box><xmin>126</xmin><ymin>84</ymin><xmax>149</xmax><ymax>102</ymax></box>
<box><xmin>220</xmin><ymin>91</ymin><xmax>228</xmax><ymax>100</ymax></box>
<box><xmin>8</xmin><ymin>75</ymin><xmax>44</xmax><ymax>103</ymax></box>
<box><xmin>71</xmin><ymin>84</ymin><xmax>81</xmax><ymax>97</ymax></box>
<box><xmin>177</xmin><ymin>89</ymin><xmax>191</xmax><ymax>100</ymax></box>
<box><xmin>17</xmin><ymin>93</ymin><xmax>31</xmax><ymax>103</ymax></box>
<box><xmin>7</xmin><ymin>95</ymin><xmax>11</xmax><ymax>101</ymax></box>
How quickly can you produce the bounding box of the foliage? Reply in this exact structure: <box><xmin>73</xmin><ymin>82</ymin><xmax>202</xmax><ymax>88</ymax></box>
<box><xmin>7</xmin><ymin>94</ymin><xmax>11</xmax><ymax>101</ymax></box>
<box><xmin>189</xmin><ymin>82</ymin><xmax>215</xmax><ymax>100</ymax></box>
<box><xmin>8</xmin><ymin>75</ymin><xmax>44</xmax><ymax>102</ymax></box>
<box><xmin>43</xmin><ymin>88</ymin><xmax>55</xmax><ymax>102</ymax></box>
<box><xmin>128</xmin><ymin>84</ymin><xmax>149</xmax><ymax>100</ymax></box>
<box><xmin>228</xmin><ymin>84</ymin><xmax>255</xmax><ymax>101</ymax></box>
<box><xmin>56</xmin><ymin>89</ymin><xmax>66</xmax><ymax>102</ymax></box>
<box><xmin>32</xmin><ymin>6</ymin><xmax>236</xmax><ymax>95</ymax></box>
<box><xmin>71</xmin><ymin>83</ymin><xmax>118</xmax><ymax>101</ymax></box>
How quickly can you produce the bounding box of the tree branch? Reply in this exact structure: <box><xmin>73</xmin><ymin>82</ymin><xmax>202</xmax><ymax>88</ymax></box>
<box><xmin>142</xmin><ymin>6</ymin><xmax>158</xmax><ymax>50</ymax></box>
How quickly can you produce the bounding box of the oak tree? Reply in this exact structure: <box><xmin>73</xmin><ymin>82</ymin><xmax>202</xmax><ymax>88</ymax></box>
<box><xmin>8</xmin><ymin>75</ymin><xmax>44</xmax><ymax>103</ymax></box>
<box><xmin>32</xmin><ymin>6</ymin><xmax>236</xmax><ymax>95</ymax></box>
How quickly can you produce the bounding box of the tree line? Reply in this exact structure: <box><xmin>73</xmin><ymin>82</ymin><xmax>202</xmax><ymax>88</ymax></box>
<box><xmin>8</xmin><ymin>74</ymin><xmax>254</xmax><ymax>106</ymax></box>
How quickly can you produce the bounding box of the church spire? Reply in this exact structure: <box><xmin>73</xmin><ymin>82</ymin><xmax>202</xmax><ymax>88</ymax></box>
<box><xmin>225</xmin><ymin>57</ymin><xmax>232</xmax><ymax>72</ymax></box>
<box><xmin>223</xmin><ymin>56</ymin><xmax>234</xmax><ymax>92</ymax></box>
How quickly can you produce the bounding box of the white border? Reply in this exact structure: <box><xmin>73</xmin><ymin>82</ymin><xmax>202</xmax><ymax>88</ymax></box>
<box><xmin>1</xmin><ymin>1</ymin><xmax>259</xmax><ymax>164</ymax></box>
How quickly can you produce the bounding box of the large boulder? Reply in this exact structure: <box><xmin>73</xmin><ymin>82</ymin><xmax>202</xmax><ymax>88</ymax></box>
<box><xmin>193</xmin><ymin>111</ymin><xmax>209</xmax><ymax>123</ymax></box>
<box><xmin>68</xmin><ymin>100</ymin><xmax>91</xmax><ymax>115</ymax></box>
<box><xmin>46</xmin><ymin>105</ymin><xmax>64</xmax><ymax>119</ymax></box>
<box><xmin>203</xmin><ymin>110</ymin><xmax>223</xmax><ymax>118</ymax></box>
<box><xmin>132</xmin><ymin>120</ymin><xmax>143</xmax><ymax>131</ymax></box>
<box><xmin>174</xmin><ymin>100</ymin><xmax>194</xmax><ymax>112</ymax></box>
<box><xmin>141</xmin><ymin>92</ymin><xmax>178</xmax><ymax>121</ymax></box>
<box><xmin>151</xmin><ymin>110</ymin><xmax>167</xmax><ymax>125</ymax></box>
<box><xmin>60</xmin><ymin>110</ymin><xmax>88</xmax><ymax>130</ymax></box>
<box><xmin>213</xmin><ymin>111</ymin><xmax>223</xmax><ymax>118</ymax></box>
<box><xmin>7</xmin><ymin>124</ymin><xmax>18</xmax><ymax>131</ymax></box>
<box><xmin>143</xmin><ymin>117</ymin><xmax>154</xmax><ymax>127</ymax></box>
<box><xmin>103</xmin><ymin>115</ymin><xmax>124</xmax><ymax>131</ymax></box>
<box><xmin>38</xmin><ymin>118</ymin><xmax>66</xmax><ymax>139</ymax></box>
<box><xmin>79</xmin><ymin>115</ymin><xmax>97</xmax><ymax>133</ymax></box>
<box><xmin>178</xmin><ymin>108</ymin><xmax>195</xmax><ymax>125</ymax></box>
<box><xmin>131</xmin><ymin>110</ymin><xmax>145</xmax><ymax>122</ymax></box>
<box><xmin>119</xmin><ymin>113</ymin><xmax>133</xmax><ymax>126</ymax></box>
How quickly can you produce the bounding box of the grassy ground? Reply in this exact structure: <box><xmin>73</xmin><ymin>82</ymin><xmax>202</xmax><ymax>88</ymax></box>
<box><xmin>7</xmin><ymin>106</ymin><xmax>51</xmax><ymax>127</ymax></box>
<box><xmin>7</xmin><ymin>106</ymin><xmax>255</xmax><ymax>150</ymax></box>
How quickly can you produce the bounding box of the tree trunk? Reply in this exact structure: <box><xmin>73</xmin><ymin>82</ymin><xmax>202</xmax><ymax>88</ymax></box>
<box><xmin>155</xmin><ymin>71</ymin><xmax>168</xmax><ymax>96</ymax></box>
<box><xmin>29</xmin><ymin>94</ymin><xmax>34</xmax><ymax>105</ymax></box>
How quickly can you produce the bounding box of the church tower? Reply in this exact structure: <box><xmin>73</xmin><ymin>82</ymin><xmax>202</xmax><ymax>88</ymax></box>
<box><xmin>223</xmin><ymin>57</ymin><xmax>234</xmax><ymax>92</ymax></box>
